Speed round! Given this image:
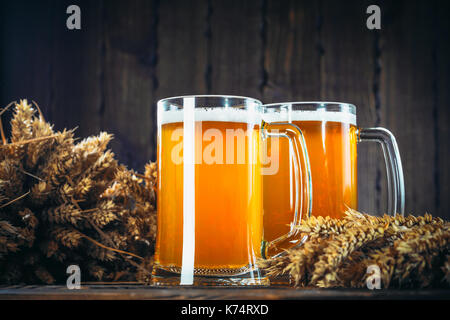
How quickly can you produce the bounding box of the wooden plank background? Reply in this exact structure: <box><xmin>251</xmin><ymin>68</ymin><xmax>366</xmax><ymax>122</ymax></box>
<box><xmin>0</xmin><ymin>0</ymin><xmax>449</xmax><ymax>218</ymax></box>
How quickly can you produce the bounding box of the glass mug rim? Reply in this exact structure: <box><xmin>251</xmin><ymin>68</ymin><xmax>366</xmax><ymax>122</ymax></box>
<box><xmin>158</xmin><ymin>95</ymin><xmax>263</xmax><ymax>108</ymax></box>
<box><xmin>263</xmin><ymin>101</ymin><xmax>356</xmax><ymax>114</ymax></box>
<box><xmin>158</xmin><ymin>95</ymin><xmax>264</xmax><ymax>125</ymax></box>
<box><xmin>262</xmin><ymin>101</ymin><xmax>357</xmax><ymax>126</ymax></box>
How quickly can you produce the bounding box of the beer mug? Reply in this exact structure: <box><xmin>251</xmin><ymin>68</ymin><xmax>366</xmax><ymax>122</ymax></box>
<box><xmin>152</xmin><ymin>95</ymin><xmax>311</xmax><ymax>286</ymax></box>
<box><xmin>263</xmin><ymin>102</ymin><xmax>404</xmax><ymax>244</ymax></box>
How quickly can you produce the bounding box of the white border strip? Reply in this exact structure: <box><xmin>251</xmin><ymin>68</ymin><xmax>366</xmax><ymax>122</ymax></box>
<box><xmin>180</xmin><ymin>97</ymin><xmax>196</xmax><ymax>285</ymax></box>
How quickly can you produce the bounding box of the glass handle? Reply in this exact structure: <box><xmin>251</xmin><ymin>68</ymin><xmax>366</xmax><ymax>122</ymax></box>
<box><xmin>359</xmin><ymin>127</ymin><xmax>405</xmax><ymax>216</ymax></box>
<box><xmin>261</xmin><ymin>122</ymin><xmax>312</xmax><ymax>259</ymax></box>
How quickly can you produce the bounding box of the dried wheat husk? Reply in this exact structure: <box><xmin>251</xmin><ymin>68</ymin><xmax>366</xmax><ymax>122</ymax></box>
<box><xmin>0</xmin><ymin>100</ymin><xmax>157</xmax><ymax>284</ymax></box>
<box><xmin>260</xmin><ymin>210</ymin><xmax>450</xmax><ymax>289</ymax></box>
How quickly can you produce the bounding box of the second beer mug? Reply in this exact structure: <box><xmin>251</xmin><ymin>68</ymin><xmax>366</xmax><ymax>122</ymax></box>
<box><xmin>263</xmin><ymin>102</ymin><xmax>405</xmax><ymax>244</ymax></box>
<box><xmin>152</xmin><ymin>95</ymin><xmax>311</xmax><ymax>286</ymax></box>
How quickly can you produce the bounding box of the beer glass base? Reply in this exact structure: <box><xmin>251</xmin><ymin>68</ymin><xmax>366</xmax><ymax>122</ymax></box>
<box><xmin>150</xmin><ymin>264</ymin><xmax>270</xmax><ymax>286</ymax></box>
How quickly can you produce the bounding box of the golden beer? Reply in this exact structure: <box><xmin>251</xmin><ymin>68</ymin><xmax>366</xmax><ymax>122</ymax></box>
<box><xmin>155</xmin><ymin>113</ymin><xmax>263</xmax><ymax>273</ymax></box>
<box><xmin>263</xmin><ymin>110</ymin><xmax>358</xmax><ymax>242</ymax></box>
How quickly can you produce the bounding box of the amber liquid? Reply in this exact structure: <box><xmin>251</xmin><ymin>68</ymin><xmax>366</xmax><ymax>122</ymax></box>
<box><xmin>263</xmin><ymin>120</ymin><xmax>358</xmax><ymax>242</ymax></box>
<box><xmin>156</xmin><ymin>121</ymin><xmax>263</xmax><ymax>272</ymax></box>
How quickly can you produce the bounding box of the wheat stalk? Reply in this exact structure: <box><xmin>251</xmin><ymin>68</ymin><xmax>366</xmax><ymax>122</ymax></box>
<box><xmin>262</xmin><ymin>210</ymin><xmax>450</xmax><ymax>288</ymax></box>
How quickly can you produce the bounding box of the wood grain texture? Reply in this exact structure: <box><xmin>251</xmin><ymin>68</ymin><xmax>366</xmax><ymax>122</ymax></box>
<box><xmin>157</xmin><ymin>0</ymin><xmax>208</xmax><ymax>99</ymax></box>
<box><xmin>262</xmin><ymin>0</ymin><xmax>321</xmax><ymax>102</ymax></box>
<box><xmin>48</xmin><ymin>0</ymin><xmax>104</xmax><ymax>137</ymax></box>
<box><xmin>381</xmin><ymin>0</ymin><xmax>436</xmax><ymax>216</ymax></box>
<box><xmin>320</xmin><ymin>0</ymin><xmax>384</xmax><ymax>215</ymax></box>
<box><xmin>0</xmin><ymin>0</ymin><xmax>104</xmax><ymax>137</ymax></box>
<box><xmin>435</xmin><ymin>0</ymin><xmax>450</xmax><ymax>218</ymax></box>
<box><xmin>209</xmin><ymin>0</ymin><xmax>262</xmax><ymax>98</ymax></box>
<box><xmin>102</xmin><ymin>0</ymin><xmax>159</xmax><ymax>169</ymax></box>
<box><xmin>0</xmin><ymin>284</ymin><xmax>448</xmax><ymax>300</ymax></box>
<box><xmin>0</xmin><ymin>0</ymin><xmax>54</xmax><ymax>118</ymax></box>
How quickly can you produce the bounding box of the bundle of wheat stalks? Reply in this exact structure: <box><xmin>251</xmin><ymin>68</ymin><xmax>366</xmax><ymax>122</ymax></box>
<box><xmin>0</xmin><ymin>100</ymin><xmax>156</xmax><ymax>284</ymax></box>
<box><xmin>260</xmin><ymin>209</ymin><xmax>450</xmax><ymax>288</ymax></box>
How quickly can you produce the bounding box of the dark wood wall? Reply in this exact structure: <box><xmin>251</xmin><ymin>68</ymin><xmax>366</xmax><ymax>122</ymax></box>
<box><xmin>1</xmin><ymin>0</ymin><xmax>449</xmax><ymax>218</ymax></box>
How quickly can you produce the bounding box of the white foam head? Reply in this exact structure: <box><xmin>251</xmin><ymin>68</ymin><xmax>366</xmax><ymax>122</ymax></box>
<box><xmin>159</xmin><ymin>108</ymin><xmax>262</xmax><ymax>125</ymax></box>
<box><xmin>263</xmin><ymin>110</ymin><xmax>357</xmax><ymax>126</ymax></box>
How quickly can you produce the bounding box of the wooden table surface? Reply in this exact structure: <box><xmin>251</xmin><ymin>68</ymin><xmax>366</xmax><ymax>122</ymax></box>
<box><xmin>0</xmin><ymin>284</ymin><xmax>449</xmax><ymax>300</ymax></box>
